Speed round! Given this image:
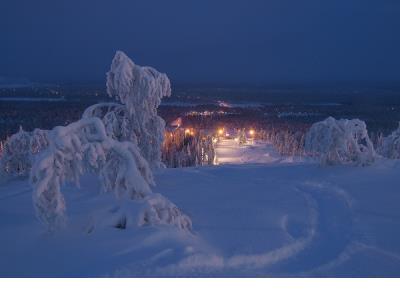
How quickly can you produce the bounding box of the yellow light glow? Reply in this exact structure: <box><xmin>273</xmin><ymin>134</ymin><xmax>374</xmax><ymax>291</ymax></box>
<box><xmin>249</xmin><ymin>129</ymin><xmax>255</xmax><ymax>136</ymax></box>
<box><xmin>218</xmin><ymin>128</ymin><xmax>224</xmax><ymax>135</ymax></box>
<box><xmin>185</xmin><ymin>128</ymin><xmax>191</xmax><ymax>134</ymax></box>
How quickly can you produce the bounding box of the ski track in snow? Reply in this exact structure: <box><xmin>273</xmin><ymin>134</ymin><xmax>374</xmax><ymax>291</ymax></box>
<box><xmin>1</xmin><ymin>139</ymin><xmax>400</xmax><ymax>277</ymax></box>
<box><xmin>138</xmin><ymin>181</ymin><xmax>352</xmax><ymax>277</ymax></box>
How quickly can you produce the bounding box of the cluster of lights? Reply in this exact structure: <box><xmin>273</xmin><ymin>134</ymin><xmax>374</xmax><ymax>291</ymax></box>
<box><xmin>186</xmin><ymin>110</ymin><xmax>229</xmax><ymax>117</ymax></box>
<box><xmin>184</xmin><ymin>128</ymin><xmax>195</xmax><ymax>136</ymax></box>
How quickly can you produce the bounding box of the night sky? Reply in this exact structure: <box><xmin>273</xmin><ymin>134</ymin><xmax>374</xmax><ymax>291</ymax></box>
<box><xmin>1</xmin><ymin>0</ymin><xmax>400</xmax><ymax>84</ymax></box>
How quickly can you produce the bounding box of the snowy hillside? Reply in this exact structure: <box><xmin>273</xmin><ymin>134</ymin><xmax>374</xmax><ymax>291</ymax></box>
<box><xmin>1</xmin><ymin>139</ymin><xmax>400</xmax><ymax>277</ymax></box>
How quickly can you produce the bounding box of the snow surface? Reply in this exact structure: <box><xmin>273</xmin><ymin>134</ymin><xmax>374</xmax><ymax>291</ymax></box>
<box><xmin>215</xmin><ymin>139</ymin><xmax>302</xmax><ymax>165</ymax></box>
<box><xmin>1</xmin><ymin>139</ymin><xmax>400</xmax><ymax>277</ymax></box>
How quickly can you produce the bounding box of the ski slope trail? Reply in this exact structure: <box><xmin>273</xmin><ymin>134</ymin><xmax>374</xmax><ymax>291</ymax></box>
<box><xmin>215</xmin><ymin>139</ymin><xmax>284</xmax><ymax>165</ymax></box>
<box><xmin>1</xmin><ymin>140</ymin><xmax>400</xmax><ymax>276</ymax></box>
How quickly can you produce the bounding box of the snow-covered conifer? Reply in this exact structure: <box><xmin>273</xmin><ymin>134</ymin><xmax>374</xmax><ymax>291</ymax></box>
<box><xmin>104</xmin><ymin>51</ymin><xmax>171</xmax><ymax>168</ymax></box>
<box><xmin>0</xmin><ymin>127</ymin><xmax>49</xmax><ymax>177</ymax></box>
<box><xmin>305</xmin><ymin>117</ymin><xmax>375</xmax><ymax>166</ymax></box>
<box><xmin>377</xmin><ymin>122</ymin><xmax>400</xmax><ymax>159</ymax></box>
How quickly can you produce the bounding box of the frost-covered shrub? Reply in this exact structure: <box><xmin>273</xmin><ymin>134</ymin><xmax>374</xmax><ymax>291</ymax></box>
<box><xmin>104</xmin><ymin>51</ymin><xmax>171</xmax><ymax>169</ymax></box>
<box><xmin>30</xmin><ymin>117</ymin><xmax>154</xmax><ymax>231</ymax></box>
<box><xmin>305</xmin><ymin>117</ymin><xmax>376</xmax><ymax>166</ymax></box>
<box><xmin>377</xmin><ymin>123</ymin><xmax>400</xmax><ymax>159</ymax></box>
<box><xmin>0</xmin><ymin>127</ymin><xmax>49</xmax><ymax>177</ymax></box>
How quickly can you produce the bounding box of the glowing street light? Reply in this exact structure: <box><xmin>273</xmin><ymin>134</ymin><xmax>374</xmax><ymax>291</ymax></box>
<box><xmin>218</xmin><ymin>128</ymin><xmax>224</xmax><ymax>136</ymax></box>
<box><xmin>249</xmin><ymin>129</ymin><xmax>255</xmax><ymax>137</ymax></box>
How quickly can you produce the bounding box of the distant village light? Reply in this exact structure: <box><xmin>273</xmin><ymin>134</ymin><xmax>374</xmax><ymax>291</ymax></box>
<box><xmin>185</xmin><ymin>128</ymin><xmax>195</xmax><ymax>136</ymax></box>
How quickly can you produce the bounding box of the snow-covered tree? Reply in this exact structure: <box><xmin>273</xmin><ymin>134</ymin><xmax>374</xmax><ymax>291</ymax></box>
<box><xmin>0</xmin><ymin>127</ymin><xmax>49</xmax><ymax>178</ymax></box>
<box><xmin>29</xmin><ymin>52</ymin><xmax>191</xmax><ymax>233</ymax></box>
<box><xmin>377</xmin><ymin>122</ymin><xmax>400</xmax><ymax>159</ymax></box>
<box><xmin>305</xmin><ymin>117</ymin><xmax>376</xmax><ymax>166</ymax></box>
<box><xmin>102</xmin><ymin>51</ymin><xmax>171</xmax><ymax>169</ymax></box>
<box><xmin>237</xmin><ymin>129</ymin><xmax>247</xmax><ymax>145</ymax></box>
<box><xmin>30</xmin><ymin>117</ymin><xmax>154</xmax><ymax>230</ymax></box>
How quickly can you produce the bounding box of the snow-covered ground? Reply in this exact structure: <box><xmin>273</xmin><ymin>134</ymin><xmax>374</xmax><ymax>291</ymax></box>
<box><xmin>1</xmin><ymin>139</ymin><xmax>400</xmax><ymax>277</ymax></box>
<box><xmin>215</xmin><ymin>139</ymin><xmax>301</xmax><ymax>164</ymax></box>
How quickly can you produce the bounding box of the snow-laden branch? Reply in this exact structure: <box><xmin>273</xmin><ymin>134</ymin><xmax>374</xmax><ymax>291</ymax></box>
<box><xmin>82</xmin><ymin>102</ymin><xmax>137</xmax><ymax>144</ymax></box>
<box><xmin>305</xmin><ymin>117</ymin><xmax>376</xmax><ymax>166</ymax></box>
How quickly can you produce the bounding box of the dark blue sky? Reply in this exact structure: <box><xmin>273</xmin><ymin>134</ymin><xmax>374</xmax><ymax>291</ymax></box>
<box><xmin>1</xmin><ymin>0</ymin><xmax>400</xmax><ymax>84</ymax></box>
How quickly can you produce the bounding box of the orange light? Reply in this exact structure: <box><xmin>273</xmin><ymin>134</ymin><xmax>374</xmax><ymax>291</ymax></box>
<box><xmin>185</xmin><ymin>128</ymin><xmax>191</xmax><ymax>134</ymax></box>
<box><xmin>218</xmin><ymin>128</ymin><xmax>224</xmax><ymax>135</ymax></box>
<box><xmin>249</xmin><ymin>129</ymin><xmax>255</xmax><ymax>136</ymax></box>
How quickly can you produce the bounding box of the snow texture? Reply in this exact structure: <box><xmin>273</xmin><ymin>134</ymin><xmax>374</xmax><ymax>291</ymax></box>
<box><xmin>305</xmin><ymin>117</ymin><xmax>376</xmax><ymax>166</ymax></box>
